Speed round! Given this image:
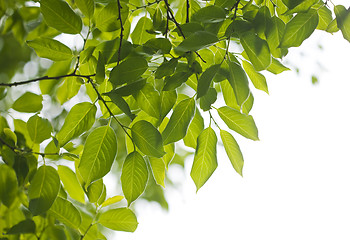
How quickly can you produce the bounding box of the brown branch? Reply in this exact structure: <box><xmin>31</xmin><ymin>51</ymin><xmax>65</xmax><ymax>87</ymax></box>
<box><xmin>130</xmin><ymin>0</ymin><xmax>159</xmax><ymax>13</ymax></box>
<box><xmin>117</xmin><ymin>0</ymin><xmax>124</xmax><ymax>65</ymax></box>
<box><xmin>0</xmin><ymin>73</ymin><xmax>95</xmax><ymax>87</ymax></box>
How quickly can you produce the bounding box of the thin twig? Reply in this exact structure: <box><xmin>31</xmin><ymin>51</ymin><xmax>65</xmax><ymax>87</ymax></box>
<box><xmin>186</xmin><ymin>0</ymin><xmax>190</xmax><ymax>23</ymax></box>
<box><xmin>117</xmin><ymin>0</ymin><xmax>124</xmax><ymax>65</ymax></box>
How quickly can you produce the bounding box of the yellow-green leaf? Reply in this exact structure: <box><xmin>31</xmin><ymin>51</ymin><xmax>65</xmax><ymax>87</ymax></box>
<box><xmin>27</xmin><ymin>38</ymin><xmax>73</xmax><ymax>61</ymax></box>
<box><xmin>99</xmin><ymin>208</ymin><xmax>138</xmax><ymax>232</ymax></box>
<box><xmin>220</xmin><ymin>130</ymin><xmax>244</xmax><ymax>176</ymax></box>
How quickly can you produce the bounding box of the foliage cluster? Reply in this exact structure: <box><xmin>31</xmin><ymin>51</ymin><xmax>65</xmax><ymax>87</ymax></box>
<box><xmin>0</xmin><ymin>0</ymin><xmax>349</xmax><ymax>239</ymax></box>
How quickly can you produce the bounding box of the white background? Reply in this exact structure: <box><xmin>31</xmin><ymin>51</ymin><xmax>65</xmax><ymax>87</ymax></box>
<box><xmin>115</xmin><ymin>2</ymin><xmax>350</xmax><ymax>240</ymax></box>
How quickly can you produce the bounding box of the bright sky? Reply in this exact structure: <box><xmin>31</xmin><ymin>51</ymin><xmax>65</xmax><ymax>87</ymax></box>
<box><xmin>115</xmin><ymin>3</ymin><xmax>350</xmax><ymax>240</ymax></box>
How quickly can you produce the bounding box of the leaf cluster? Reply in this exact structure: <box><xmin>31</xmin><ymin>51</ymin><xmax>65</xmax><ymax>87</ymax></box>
<box><xmin>0</xmin><ymin>0</ymin><xmax>349</xmax><ymax>239</ymax></box>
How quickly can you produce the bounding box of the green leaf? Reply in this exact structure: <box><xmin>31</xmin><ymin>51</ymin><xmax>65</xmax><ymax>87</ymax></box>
<box><xmin>101</xmin><ymin>195</ymin><xmax>124</xmax><ymax>207</ymax></box>
<box><xmin>27</xmin><ymin>114</ymin><xmax>52</xmax><ymax>144</ymax></box>
<box><xmin>12</xmin><ymin>92</ymin><xmax>43</xmax><ymax>113</ymax></box>
<box><xmin>134</xmin><ymin>83</ymin><xmax>161</xmax><ymax>119</ymax></box>
<box><xmin>163</xmin><ymin>71</ymin><xmax>193</xmax><ymax>91</ymax></box>
<box><xmin>197</xmin><ymin>64</ymin><xmax>221</xmax><ymax>98</ymax></box>
<box><xmin>282</xmin><ymin>0</ymin><xmax>303</xmax><ymax>9</ymax></box>
<box><xmin>0</xmin><ymin>164</ymin><xmax>18</xmax><ymax>208</ymax></box>
<box><xmin>40</xmin><ymin>0</ymin><xmax>82</xmax><ymax>34</ymax></box>
<box><xmin>104</xmin><ymin>92</ymin><xmax>135</xmax><ymax>120</ymax></box>
<box><xmin>163</xmin><ymin>143</ymin><xmax>175</xmax><ymax>168</ymax></box>
<box><xmin>160</xmin><ymin>90</ymin><xmax>177</xmax><ymax>120</ymax></box>
<box><xmin>242</xmin><ymin>92</ymin><xmax>254</xmax><ymax>115</ymax></box>
<box><xmin>86</xmin><ymin>179</ymin><xmax>104</xmax><ymax>203</ymax></box>
<box><xmin>105</xmin><ymin>79</ymin><xmax>146</xmax><ymax>97</ymax></box>
<box><xmin>199</xmin><ymin>87</ymin><xmax>217</xmax><ymax>111</ymax></box>
<box><xmin>148</xmin><ymin>157</ymin><xmax>166</xmax><ymax>187</ymax></box>
<box><xmin>131</xmin><ymin>17</ymin><xmax>155</xmax><ymax>45</ymax></box>
<box><xmin>283</xmin><ymin>0</ymin><xmax>319</xmax><ymax>15</ymax></box>
<box><xmin>57</xmin><ymin>165</ymin><xmax>85</xmax><ymax>203</ymax></box>
<box><xmin>95</xmin><ymin>52</ymin><xmax>105</xmax><ymax>84</ymax></box>
<box><xmin>75</xmin><ymin>0</ymin><xmax>94</xmax><ymax>19</ymax></box>
<box><xmin>175</xmin><ymin>31</ymin><xmax>218</xmax><ymax>53</ymax></box>
<box><xmin>240</xmin><ymin>31</ymin><xmax>271</xmax><ymax>71</ymax></box>
<box><xmin>96</xmin><ymin>2</ymin><xmax>128</xmax><ymax>32</ymax></box>
<box><xmin>242</xmin><ymin>60</ymin><xmax>268</xmax><ymax>94</ymax></box>
<box><xmin>326</xmin><ymin>18</ymin><xmax>339</xmax><ymax>33</ymax></box>
<box><xmin>131</xmin><ymin>120</ymin><xmax>165</xmax><ymax>158</ymax></box>
<box><xmin>335</xmin><ymin>5</ymin><xmax>350</xmax><ymax>42</ymax></box>
<box><xmin>190</xmin><ymin>127</ymin><xmax>217</xmax><ymax>191</ymax></box>
<box><xmin>95</xmin><ymin>38</ymin><xmax>132</xmax><ymax>64</ymax></box>
<box><xmin>217</xmin><ymin>106</ymin><xmax>259</xmax><ymax>141</ymax></box>
<box><xmin>191</xmin><ymin>5</ymin><xmax>226</xmax><ymax>23</ymax></box>
<box><xmin>121</xmin><ymin>151</ymin><xmax>148</xmax><ymax>206</ymax></box>
<box><xmin>7</xmin><ymin>219</ymin><xmax>36</xmax><ymax>235</ymax></box>
<box><xmin>317</xmin><ymin>6</ymin><xmax>333</xmax><ymax>30</ymax></box>
<box><xmin>155</xmin><ymin>58</ymin><xmax>178</xmax><ymax>79</ymax></box>
<box><xmin>183</xmin><ymin>108</ymin><xmax>204</xmax><ymax>149</ymax></box>
<box><xmin>162</xmin><ymin>98</ymin><xmax>196</xmax><ymax>145</ymax></box>
<box><xmin>220</xmin><ymin>80</ymin><xmax>240</xmax><ymax>111</ymax></box>
<box><xmin>49</xmin><ymin>197</ymin><xmax>82</xmax><ymax>229</ymax></box>
<box><xmin>109</xmin><ymin>57</ymin><xmax>148</xmax><ymax>86</ymax></box>
<box><xmin>56</xmin><ymin>102</ymin><xmax>97</xmax><ymax>147</ymax></box>
<box><xmin>265</xmin><ymin>16</ymin><xmax>285</xmax><ymax>58</ymax></box>
<box><xmin>267</xmin><ymin>58</ymin><xmax>290</xmax><ymax>74</ymax></box>
<box><xmin>224</xmin><ymin>60</ymin><xmax>250</xmax><ymax>106</ymax></box>
<box><xmin>26</xmin><ymin>38</ymin><xmax>73</xmax><ymax>61</ymax></box>
<box><xmin>28</xmin><ymin>165</ymin><xmax>60</xmax><ymax>215</ymax></box>
<box><xmin>280</xmin><ymin>9</ymin><xmax>319</xmax><ymax>48</ymax></box>
<box><xmin>220</xmin><ymin>130</ymin><xmax>244</xmax><ymax>176</ymax></box>
<box><xmin>78</xmin><ymin>126</ymin><xmax>117</xmax><ymax>187</ymax></box>
<box><xmin>99</xmin><ymin>208</ymin><xmax>138</xmax><ymax>232</ymax></box>
<box><xmin>144</xmin><ymin>38</ymin><xmax>172</xmax><ymax>54</ymax></box>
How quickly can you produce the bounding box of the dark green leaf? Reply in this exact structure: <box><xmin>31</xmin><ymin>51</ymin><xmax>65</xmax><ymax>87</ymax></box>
<box><xmin>191</xmin><ymin>5</ymin><xmax>226</xmax><ymax>23</ymax></box>
<box><xmin>163</xmin><ymin>71</ymin><xmax>192</xmax><ymax>91</ymax></box>
<box><xmin>7</xmin><ymin>219</ymin><xmax>36</xmax><ymax>235</ymax></box>
<box><xmin>335</xmin><ymin>5</ymin><xmax>350</xmax><ymax>42</ymax></box>
<box><xmin>190</xmin><ymin>127</ymin><xmax>217</xmax><ymax>191</ymax></box>
<box><xmin>162</xmin><ymin>98</ymin><xmax>196</xmax><ymax>145</ymax></box>
<box><xmin>265</xmin><ymin>16</ymin><xmax>285</xmax><ymax>58</ymax></box>
<box><xmin>95</xmin><ymin>38</ymin><xmax>132</xmax><ymax>64</ymax></box>
<box><xmin>78</xmin><ymin>126</ymin><xmax>117</xmax><ymax>187</ymax></box>
<box><xmin>28</xmin><ymin>165</ymin><xmax>60</xmax><ymax>215</ymax></box>
<box><xmin>95</xmin><ymin>52</ymin><xmax>105</xmax><ymax>84</ymax></box>
<box><xmin>280</xmin><ymin>9</ymin><xmax>319</xmax><ymax>48</ymax></box>
<box><xmin>109</xmin><ymin>57</ymin><xmax>148</xmax><ymax>86</ymax></box>
<box><xmin>49</xmin><ymin>197</ymin><xmax>82</xmax><ymax>229</ymax></box>
<box><xmin>217</xmin><ymin>106</ymin><xmax>259</xmax><ymax>141</ymax></box>
<box><xmin>104</xmin><ymin>92</ymin><xmax>135</xmax><ymax>120</ymax></box>
<box><xmin>220</xmin><ymin>130</ymin><xmax>244</xmax><ymax>176</ymax></box>
<box><xmin>105</xmin><ymin>79</ymin><xmax>146</xmax><ymax>97</ymax></box>
<box><xmin>121</xmin><ymin>151</ymin><xmax>148</xmax><ymax>206</ymax></box>
<box><xmin>240</xmin><ymin>31</ymin><xmax>271</xmax><ymax>71</ymax></box>
<box><xmin>144</xmin><ymin>38</ymin><xmax>172</xmax><ymax>54</ymax></box>
<box><xmin>27</xmin><ymin>114</ymin><xmax>52</xmax><ymax>144</ymax></box>
<box><xmin>155</xmin><ymin>58</ymin><xmax>178</xmax><ymax>79</ymax></box>
<box><xmin>199</xmin><ymin>87</ymin><xmax>217</xmax><ymax>111</ymax></box>
<box><xmin>131</xmin><ymin>120</ymin><xmax>165</xmax><ymax>158</ymax></box>
<box><xmin>197</xmin><ymin>64</ymin><xmax>221</xmax><ymax>98</ymax></box>
<box><xmin>56</xmin><ymin>102</ymin><xmax>97</xmax><ymax>147</ymax></box>
<box><xmin>12</xmin><ymin>92</ymin><xmax>42</xmax><ymax>113</ymax></box>
<box><xmin>99</xmin><ymin>208</ymin><xmax>138</xmax><ymax>232</ymax></box>
<box><xmin>27</xmin><ymin>38</ymin><xmax>73</xmax><ymax>61</ymax></box>
<box><xmin>160</xmin><ymin>90</ymin><xmax>177</xmax><ymax>120</ymax></box>
<box><xmin>40</xmin><ymin>0</ymin><xmax>82</xmax><ymax>34</ymax></box>
<box><xmin>283</xmin><ymin>0</ymin><xmax>319</xmax><ymax>15</ymax></box>
<box><xmin>175</xmin><ymin>31</ymin><xmax>218</xmax><ymax>53</ymax></box>
<box><xmin>0</xmin><ymin>164</ymin><xmax>18</xmax><ymax>208</ymax></box>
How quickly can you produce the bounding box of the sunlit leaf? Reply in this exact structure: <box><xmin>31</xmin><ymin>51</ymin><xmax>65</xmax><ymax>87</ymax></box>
<box><xmin>175</xmin><ymin>31</ymin><xmax>218</xmax><ymax>53</ymax></box>
<box><xmin>220</xmin><ymin>130</ymin><xmax>244</xmax><ymax>176</ymax></box>
<box><xmin>191</xmin><ymin>5</ymin><xmax>226</xmax><ymax>23</ymax></box>
<box><xmin>75</xmin><ymin>0</ymin><xmax>94</xmax><ymax>19</ymax></box>
<box><xmin>86</xmin><ymin>179</ymin><xmax>104</xmax><ymax>203</ymax></box>
<box><xmin>99</xmin><ymin>208</ymin><xmax>138</xmax><ymax>232</ymax></box>
<box><xmin>28</xmin><ymin>165</ymin><xmax>60</xmax><ymax>215</ymax></box>
<box><xmin>183</xmin><ymin>108</ymin><xmax>204</xmax><ymax>149</ymax></box>
<box><xmin>131</xmin><ymin>17</ymin><xmax>155</xmax><ymax>45</ymax></box>
<box><xmin>160</xmin><ymin>90</ymin><xmax>177</xmax><ymax>120</ymax></box>
<box><xmin>96</xmin><ymin>2</ymin><xmax>128</xmax><ymax>32</ymax></box>
<box><xmin>78</xmin><ymin>126</ymin><xmax>117</xmax><ymax>187</ymax></box>
<box><xmin>199</xmin><ymin>87</ymin><xmax>217</xmax><ymax>111</ymax></box>
<box><xmin>131</xmin><ymin>120</ymin><xmax>165</xmax><ymax>158</ymax></box>
<box><xmin>134</xmin><ymin>83</ymin><xmax>161</xmax><ymax>119</ymax></box>
<box><xmin>335</xmin><ymin>5</ymin><xmax>350</xmax><ymax>42</ymax></box>
<box><xmin>58</xmin><ymin>165</ymin><xmax>85</xmax><ymax>203</ymax></box>
<box><xmin>280</xmin><ymin>9</ymin><xmax>319</xmax><ymax>48</ymax></box>
<box><xmin>190</xmin><ymin>127</ymin><xmax>217</xmax><ymax>191</ymax></box>
<box><xmin>40</xmin><ymin>0</ymin><xmax>82</xmax><ymax>34</ymax></box>
<box><xmin>217</xmin><ymin>106</ymin><xmax>259</xmax><ymax>141</ymax></box>
<box><xmin>242</xmin><ymin>60</ymin><xmax>268</xmax><ymax>94</ymax></box>
<box><xmin>27</xmin><ymin>114</ymin><xmax>52</xmax><ymax>144</ymax></box>
<box><xmin>162</xmin><ymin>98</ymin><xmax>196</xmax><ymax>145</ymax></box>
<box><xmin>49</xmin><ymin>197</ymin><xmax>82</xmax><ymax>229</ymax></box>
<box><xmin>197</xmin><ymin>64</ymin><xmax>221</xmax><ymax>98</ymax></box>
<box><xmin>0</xmin><ymin>164</ymin><xmax>18</xmax><ymax>208</ymax></box>
<box><xmin>317</xmin><ymin>5</ymin><xmax>333</xmax><ymax>31</ymax></box>
<box><xmin>101</xmin><ymin>195</ymin><xmax>124</xmax><ymax>207</ymax></box>
<box><xmin>148</xmin><ymin>157</ymin><xmax>166</xmax><ymax>187</ymax></box>
<box><xmin>27</xmin><ymin>38</ymin><xmax>73</xmax><ymax>61</ymax></box>
<box><xmin>12</xmin><ymin>92</ymin><xmax>42</xmax><ymax>113</ymax></box>
<box><xmin>56</xmin><ymin>102</ymin><xmax>97</xmax><ymax>147</ymax></box>
<box><xmin>267</xmin><ymin>58</ymin><xmax>290</xmax><ymax>74</ymax></box>
<box><xmin>121</xmin><ymin>151</ymin><xmax>148</xmax><ymax>206</ymax></box>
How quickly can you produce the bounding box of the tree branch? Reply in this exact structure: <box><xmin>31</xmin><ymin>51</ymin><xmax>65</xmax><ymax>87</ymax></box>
<box><xmin>117</xmin><ymin>0</ymin><xmax>124</xmax><ymax>65</ymax></box>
